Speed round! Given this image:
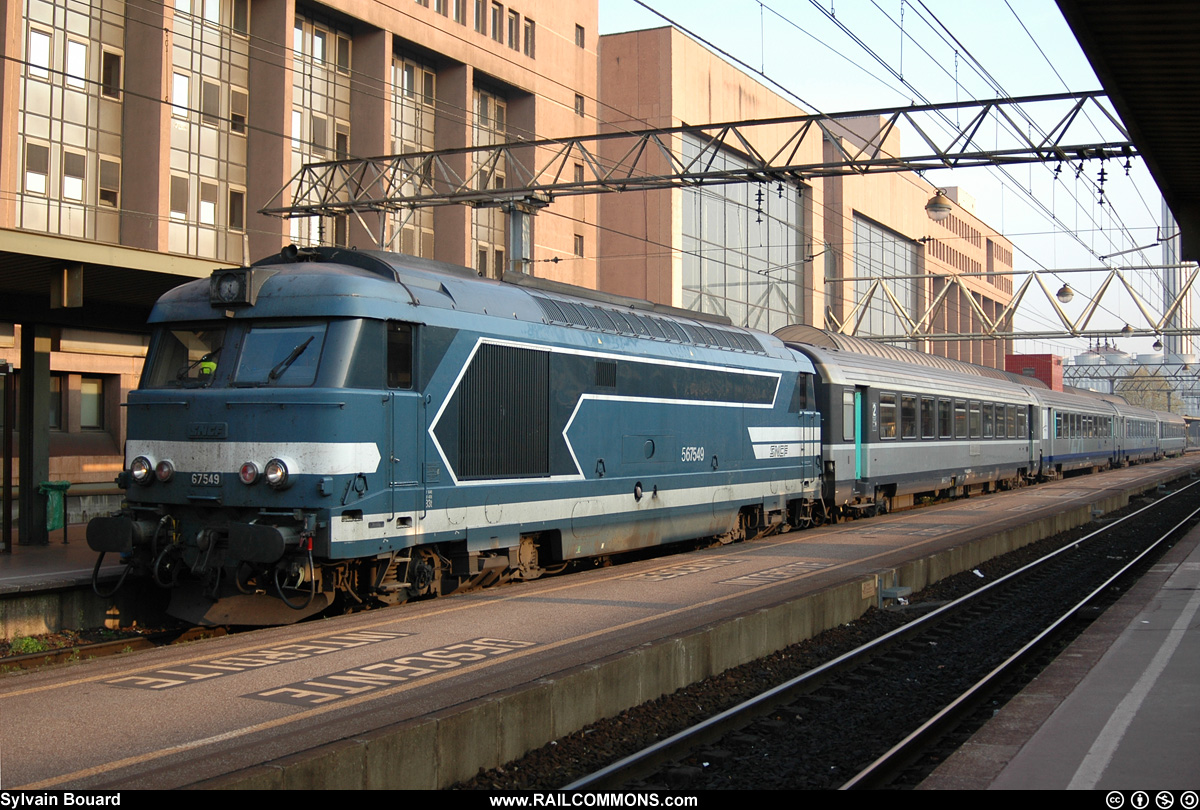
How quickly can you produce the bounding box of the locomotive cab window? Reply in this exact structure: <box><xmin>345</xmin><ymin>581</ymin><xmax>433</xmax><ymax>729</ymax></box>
<box><xmin>388</xmin><ymin>322</ymin><xmax>413</xmax><ymax>389</ymax></box>
<box><xmin>233</xmin><ymin>323</ymin><xmax>327</xmax><ymax>387</ymax></box>
<box><xmin>142</xmin><ymin>325</ymin><xmax>227</xmax><ymax>388</ymax></box>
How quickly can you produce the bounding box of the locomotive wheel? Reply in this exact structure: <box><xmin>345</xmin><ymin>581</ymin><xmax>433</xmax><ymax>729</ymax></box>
<box><xmin>408</xmin><ymin>547</ymin><xmax>442</xmax><ymax>599</ymax></box>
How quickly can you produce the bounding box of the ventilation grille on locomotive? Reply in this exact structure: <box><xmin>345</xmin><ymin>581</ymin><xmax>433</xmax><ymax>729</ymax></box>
<box><xmin>458</xmin><ymin>343</ymin><xmax>550</xmax><ymax>479</ymax></box>
<box><xmin>532</xmin><ymin>295</ymin><xmax>763</xmax><ymax>354</ymax></box>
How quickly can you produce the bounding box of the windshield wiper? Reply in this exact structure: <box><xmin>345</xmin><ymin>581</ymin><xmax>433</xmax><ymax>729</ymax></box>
<box><xmin>268</xmin><ymin>336</ymin><xmax>314</xmax><ymax>382</ymax></box>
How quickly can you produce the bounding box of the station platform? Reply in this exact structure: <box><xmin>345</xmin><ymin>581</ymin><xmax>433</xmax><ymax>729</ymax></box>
<box><xmin>0</xmin><ymin>525</ymin><xmax>125</xmax><ymax>592</ymax></box>
<box><xmin>0</xmin><ymin>456</ymin><xmax>1196</xmax><ymax>790</ymax></box>
<box><xmin>920</xmin><ymin>504</ymin><xmax>1200</xmax><ymax>790</ymax></box>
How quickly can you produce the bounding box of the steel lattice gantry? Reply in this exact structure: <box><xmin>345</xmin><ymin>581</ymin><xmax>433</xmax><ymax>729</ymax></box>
<box><xmin>261</xmin><ymin>91</ymin><xmax>1133</xmax><ymax>239</ymax></box>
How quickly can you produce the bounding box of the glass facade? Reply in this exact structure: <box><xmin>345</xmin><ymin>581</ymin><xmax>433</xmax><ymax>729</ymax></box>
<box><xmin>472</xmin><ymin>86</ymin><xmax>508</xmax><ymax>278</ymax></box>
<box><xmin>19</xmin><ymin>0</ymin><xmax>124</xmax><ymax>242</ymax></box>
<box><xmin>387</xmin><ymin>53</ymin><xmax>437</xmax><ymax>257</ymax></box>
<box><xmin>851</xmin><ymin>216</ymin><xmax>919</xmax><ymax>348</ymax></box>
<box><xmin>680</xmin><ymin>135</ymin><xmax>805</xmax><ymax>333</ymax></box>
<box><xmin>169</xmin><ymin>0</ymin><xmax>250</xmax><ymax>261</ymax></box>
<box><xmin>290</xmin><ymin>11</ymin><xmax>352</xmax><ymax>248</ymax></box>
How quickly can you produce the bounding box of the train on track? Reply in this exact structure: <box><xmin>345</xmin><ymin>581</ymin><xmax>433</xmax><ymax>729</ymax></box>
<box><xmin>86</xmin><ymin>247</ymin><xmax>1188</xmax><ymax>625</ymax></box>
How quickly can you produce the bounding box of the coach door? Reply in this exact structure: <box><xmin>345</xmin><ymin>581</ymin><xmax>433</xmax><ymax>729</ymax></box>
<box><xmin>844</xmin><ymin>387</ymin><xmax>865</xmax><ymax>481</ymax></box>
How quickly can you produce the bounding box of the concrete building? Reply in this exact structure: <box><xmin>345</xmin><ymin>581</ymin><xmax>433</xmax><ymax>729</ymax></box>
<box><xmin>596</xmin><ymin>26</ymin><xmax>1015</xmax><ymax>368</ymax></box>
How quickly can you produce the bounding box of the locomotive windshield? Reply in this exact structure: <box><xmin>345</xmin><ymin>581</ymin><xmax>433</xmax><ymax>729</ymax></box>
<box><xmin>141</xmin><ymin>326</ymin><xmax>227</xmax><ymax>388</ymax></box>
<box><xmin>232</xmin><ymin>323</ymin><xmax>327</xmax><ymax>386</ymax></box>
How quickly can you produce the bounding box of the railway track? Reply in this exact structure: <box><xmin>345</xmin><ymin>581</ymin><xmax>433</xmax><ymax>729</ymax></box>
<box><xmin>457</xmin><ymin>475</ymin><xmax>1200</xmax><ymax>790</ymax></box>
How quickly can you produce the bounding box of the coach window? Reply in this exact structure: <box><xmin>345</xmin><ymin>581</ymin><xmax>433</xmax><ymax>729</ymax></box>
<box><xmin>901</xmin><ymin>395</ymin><xmax>917</xmax><ymax>439</ymax></box>
<box><xmin>954</xmin><ymin>400</ymin><xmax>967</xmax><ymax>439</ymax></box>
<box><xmin>879</xmin><ymin>393</ymin><xmax>897</xmax><ymax>439</ymax></box>
<box><xmin>388</xmin><ymin>322</ymin><xmax>413</xmax><ymax>389</ymax></box>
<box><xmin>921</xmin><ymin>396</ymin><xmax>936</xmax><ymax>439</ymax></box>
<box><xmin>969</xmin><ymin>401</ymin><xmax>982</xmax><ymax>439</ymax></box>
<box><xmin>1007</xmin><ymin>405</ymin><xmax>1017</xmax><ymax>438</ymax></box>
<box><xmin>938</xmin><ymin>398</ymin><xmax>952</xmax><ymax>439</ymax></box>
<box><xmin>983</xmin><ymin>403</ymin><xmax>994</xmax><ymax>438</ymax></box>
<box><xmin>842</xmin><ymin>391</ymin><xmax>855</xmax><ymax>441</ymax></box>
<box><xmin>1018</xmin><ymin>408</ymin><xmax>1028</xmax><ymax>439</ymax></box>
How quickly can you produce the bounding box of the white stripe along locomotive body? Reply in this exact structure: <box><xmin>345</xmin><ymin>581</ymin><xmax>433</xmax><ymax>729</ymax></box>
<box><xmin>86</xmin><ymin>248</ymin><xmax>1185</xmax><ymax>624</ymax></box>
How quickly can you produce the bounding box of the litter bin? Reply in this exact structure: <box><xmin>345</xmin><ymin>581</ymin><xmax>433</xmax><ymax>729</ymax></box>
<box><xmin>39</xmin><ymin>481</ymin><xmax>72</xmax><ymax>543</ymax></box>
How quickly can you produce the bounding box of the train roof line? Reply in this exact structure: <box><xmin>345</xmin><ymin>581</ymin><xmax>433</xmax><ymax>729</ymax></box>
<box><xmin>774</xmin><ymin>324</ymin><xmax>1049</xmax><ymax>390</ymax></box>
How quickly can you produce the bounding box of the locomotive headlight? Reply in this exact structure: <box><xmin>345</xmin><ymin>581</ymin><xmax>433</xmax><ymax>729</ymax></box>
<box><xmin>239</xmin><ymin>461</ymin><xmax>260</xmax><ymax>485</ymax></box>
<box><xmin>264</xmin><ymin>458</ymin><xmax>294</xmax><ymax>489</ymax></box>
<box><xmin>154</xmin><ymin>459</ymin><xmax>175</xmax><ymax>483</ymax></box>
<box><xmin>130</xmin><ymin>456</ymin><xmax>154</xmax><ymax>485</ymax></box>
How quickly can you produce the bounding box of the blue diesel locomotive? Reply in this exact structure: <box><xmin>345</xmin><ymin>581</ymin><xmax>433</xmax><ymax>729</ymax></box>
<box><xmin>87</xmin><ymin>247</ymin><xmax>1185</xmax><ymax>625</ymax></box>
<box><xmin>87</xmin><ymin>247</ymin><xmax>823</xmax><ymax>624</ymax></box>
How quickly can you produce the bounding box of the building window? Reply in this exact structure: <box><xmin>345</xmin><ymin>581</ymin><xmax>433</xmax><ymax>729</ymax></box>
<box><xmin>170</xmin><ymin>175</ymin><xmax>189</xmax><ymax>219</ymax></box>
<box><xmin>575</xmin><ymin>24</ymin><xmax>585</xmax><ymax>48</ymax></box>
<box><xmin>80</xmin><ymin>378</ymin><xmax>103</xmax><ymax>429</ymax></box>
<box><xmin>66</xmin><ymin>40</ymin><xmax>87</xmax><ymax>88</ymax></box>
<box><xmin>28</xmin><ymin>29</ymin><xmax>50</xmax><ymax>80</ymax></box>
<box><xmin>24</xmin><ymin>142</ymin><xmax>49</xmax><ymax>194</ymax></box>
<box><xmin>62</xmin><ymin>151</ymin><xmax>85</xmax><ymax>201</ymax></box>
<box><xmin>453</xmin><ymin>0</ymin><xmax>466</xmax><ymax>24</ymax></box>
<box><xmin>311</xmin><ymin>114</ymin><xmax>327</xmax><ymax>155</ymax></box>
<box><xmin>232</xmin><ymin>0</ymin><xmax>249</xmax><ymax>34</ymax></box>
<box><xmin>574</xmin><ymin>94</ymin><xmax>584</xmax><ymax>117</ymax></box>
<box><xmin>573</xmin><ymin>163</ymin><xmax>583</xmax><ymax>183</ymax></box>
<box><xmin>336</xmin><ymin>35</ymin><xmax>350</xmax><ymax>74</ymax></box>
<box><xmin>523</xmin><ymin>18</ymin><xmax>535</xmax><ymax>57</ymax></box>
<box><xmin>435</xmin><ymin>0</ymin><xmax>447</xmax><ymax>15</ymax></box>
<box><xmin>229</xmin><ymin>188</ymin><xmax>245</xmax><ymax>231</ymax></box>
<box><xmin>312</xmin><ymin>28</ymin><xmax>326</xmax><ymax>63</ymax></box>
<box><xmin>172</xmin><ymin>73</ymin><xmax>190</xmax><ymax>117</ymax></box>
<box><xmin>574</xmin><ymin>234</ymin><xmax>584</xmax><ymax>257</ymax></box>
<box><xmin>336</xmin><ymin>125</ymin><xmax>349</xmax><ymax>160</ymax></box>
<box><xmin>291</xmin><ymin>109</ymin><xmax>302</xmax><ymax>149</ymax></box>
<box><xmin>230</xmin><ymin>88</ymin><xmax>248</xmax><ymax>134</ymax></box>
<box><xmin>101</xmin><ymin>51</ymin><xmax>122</xmax><ymax>98</ymax></box>
<box><xmin>475</xmin><ymin>0</ymin><xmax>486</xmax><ymax>33</ymax></box>
<box><xmin>202</xmin><ymin>0</ymin><xmax>220</xmax><ymax>25</ymax></box>
<box><xmin>49</xmin><ymin>374</ymin><xmax>63</xmax><ymax>431</ymax></box>
<box><xmin>175</xmin><ymin>0</ymin><xmax>191</xmax><ymax>14</ymax></box>
<box><xmin>99</xmin><ymin>158</ymin><xmax>120</xmax><ymax>207</ymax></box>
<box><xmin>507</xmin><ymin>10</ymin><xmax>519</xmax><ymax>49</ymax></box>
<box><xmin>201</xmin><ymin>79</ymin><xmax>220</xmax><ymax>126</ymax></box>
<box><xmin>491</xmin><ymin>3</ymin><xmax>503</xmax><ymax>42</ymax></box>
<box><xmin>199</xmin><ymin>182</ymin><xmax>217</xmax><ymax>225</ymax></box>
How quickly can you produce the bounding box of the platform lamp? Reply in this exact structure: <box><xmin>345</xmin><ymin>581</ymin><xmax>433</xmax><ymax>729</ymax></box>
<box><xmin>1056</xmin><ymin>283</ymin><xmax>1075</xmax><ymax>304</ymax></box>
<box><xmin>1153</xmin><ymin>336</ymin><xmax>1164</xmax><ymax>351</ymax></box>
<box><xmin>925</xmin><ymin>190</ymin><xmax>953</xmax><ymax>222</ymax></box>
<box><xmin>1120</xmin><ymin>324</ymin><xmax>1135</xmax><ymax>336</ymax></box>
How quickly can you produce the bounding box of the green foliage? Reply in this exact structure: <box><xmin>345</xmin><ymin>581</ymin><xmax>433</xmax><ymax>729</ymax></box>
<box><xmin>9</xmin><ymin>636</ymin><xmax>49</xmax><ymax>655</ymax></box>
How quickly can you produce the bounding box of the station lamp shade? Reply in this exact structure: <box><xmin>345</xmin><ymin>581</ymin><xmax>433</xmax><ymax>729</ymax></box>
<box><xmin>925</xmin><ymin>190</ymin><xmax>953</xmax><ymax>222</ymax></box>
<box><xmin>1056</xmin><ymin>283</ymin><xmax>1075</xmax><ymax>304</ymax></box>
